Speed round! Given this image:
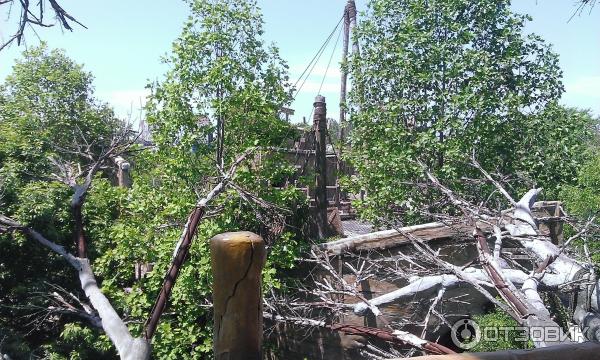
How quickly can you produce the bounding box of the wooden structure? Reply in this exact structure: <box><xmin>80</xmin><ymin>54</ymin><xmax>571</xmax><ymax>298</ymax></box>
<box><xmin>321</xmin><ymin>201</ymin><xmax>564</xmax><ymax>255</ymax></box>
<box><xmin>279</xmin><ymin>107</ymin><xmax>295</xmax><ymax>122</ymax></box>
<box><xmin>266</xmin><ymin>202</ymin><xmax>565</xmax><ymax>359</ymax></box>
<box><xmin>268</xmin><ymin>1</ymin><xmax>361</xmax><ymax>234</ymax></box>
<box><xmin>210</xmin><ymin>232</ymin><xmax>266</xmax><ymax>360</ymax></box>
<box><xmin>280</xmin><ymin>133</ymin><xmax>353</xmax><ymax>217</ymax></box>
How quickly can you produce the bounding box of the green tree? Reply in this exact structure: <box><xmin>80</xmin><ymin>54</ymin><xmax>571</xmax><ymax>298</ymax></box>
<box><xmin>0</xmin><ymin>4</ymin><xmax>308</xmax><ymax>355</ymax></box>
<box><xmin>346</xmin><ymin>0</ymin><xmax>590</xmax><ymax>222</ymax></box>
<box><xmin>0</xmin><ymin>44</ymin><xmax>125</xmax><ymax>358</ymax></box>
<box><xmin>147</xmin><ymin>0</ymin><xmax>293</xmax><ymax>171</ymax></box>
<box><xmin>471</xmin><ymin>308</ymin><xmax>533</xmax><ymax>352</ymax></box>
<box><xmin>87</xmin><ymin>0</ymin><xmax>308</xmax><ymax>358</ymax></box>
<box><xmin>517</xmin><ymin>106</ymin><xmax>597</xmax><ymax>199</ymax></box>
<box><xmin>560</xmin><ymin>144</ymin><xmax>600</xmax><ymax>264</ymax></box>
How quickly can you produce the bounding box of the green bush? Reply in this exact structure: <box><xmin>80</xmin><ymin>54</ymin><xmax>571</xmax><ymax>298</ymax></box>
<box><xmin>560</xmin><ymin>152</ymin><xmax>600</xmax><ymax>264</ymax></box>
<box><xmin>470</xmin><ymin>308</ymin><xmax>533</xmax><ymax>352</ymax></box>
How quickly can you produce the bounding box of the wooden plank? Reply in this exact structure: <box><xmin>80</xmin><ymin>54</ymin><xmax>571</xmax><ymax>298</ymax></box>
<box><xmin>320</xmin><ymin>201</ymin><xmax>563</xmax><ymax>255</ymax></box>
<box><xmin>406</xmin><ymin>341</ymin><xmax>600</xmax><ymax>360</ymax></box>
<box><xmin>320</xmin><ymin>222</ymin><xmax>470</xmax><ymax>255</ymax></box>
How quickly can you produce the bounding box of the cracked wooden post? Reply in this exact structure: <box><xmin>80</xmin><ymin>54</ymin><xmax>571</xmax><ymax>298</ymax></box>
<box><xmin>210</xmin><ymin>231</ymin><xmax>266</xmax><ymax>360</ymax></box>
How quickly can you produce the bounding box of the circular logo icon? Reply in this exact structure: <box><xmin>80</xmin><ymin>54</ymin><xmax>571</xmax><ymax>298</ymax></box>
<box><xmin>451</xmin><ymin>319</ymin><xmax>481</xmax><ymax>350</ymax></box>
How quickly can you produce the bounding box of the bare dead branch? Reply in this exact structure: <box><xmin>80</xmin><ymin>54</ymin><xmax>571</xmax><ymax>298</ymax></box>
<box><xmin>0</xmin><ymin>216</ymin><xmax>151</xmax><ymax>359</ymax></box>
<box><xmin>144</xmin><ymin>147</ymin><xmax>258</xmax><ymax>340</ymax></box>
<box><xmin>264</xmin><ymin>313</ymin><xmax>455</xmax><ymax>355</ymax></box>
<box><xmin>0</xmin><ymin>0</ymin><xmax>86</xmax><ymax>50</ymax></box>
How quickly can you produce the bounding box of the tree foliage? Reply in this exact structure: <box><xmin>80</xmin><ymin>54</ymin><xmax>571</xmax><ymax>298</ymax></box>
<box><xmin>471</xmin><ymin>307</ymin><xmax>533</xmax><ymax>352</ymax></box>
<box><xmin>1</xmin><ymin>1</ymin><xmax>308</xmax><ymax>356</ymax></box>
<box><xmin>110</xmin><ymin>1</ymin><xmax>307</xmax><ymax>356</ymax></box>
<box><xmin>346</xmin><ymin>0</ymin><xmax>593</xmax><ymax>223</ymax></box>
<box><xmin>2</xmin><ymin>0</ymin><xmax>598</xmax><ymax>358</ymax></box>
<box><xmin>147</xmin><ymin>0</ymin><xmax>293</xmax><ymax>171</ymax></box>
<box><xmin>560</xmin><ymin>146</ymin><xmax>600</xmax><ymax>264</ymax></box>
<box><xmin>0</xmin><ymin>44</ymin><xmax>124</xmax><ymax>358</ymax></box>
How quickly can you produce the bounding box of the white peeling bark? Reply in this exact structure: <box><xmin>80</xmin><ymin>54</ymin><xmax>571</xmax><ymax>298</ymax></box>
<box><xmin>353</xmin><ymin>268</ymin><xmax>545</xmax><ymax>315</ymax></box>
<box><xmin>520</xmin><ymin>277</ymin><xmax>568</xmax><ymax>347</ymax></box>
<box><xmin>352</xmin><ymin>266</ymin><xmax>585</xmax><ymax>315</ymax></box>
<box><xmin>0</xmin><ymin>219</ymin><xmax>151</xmax><ymax>360</ymax></box>
<box><xmin>78</xmin><ymin>260</ymin><xmax>151</xmax><ymax>360</ymax></box>
<box><xmin>392</xmin><ymin>330</ymin><xmax>429</xmax><ymax>349</ymax></box>
<box><xmin>522</xmin><ymin>278</ymin><xmax>549</xmax><ymax>316</ymax></box>
<box><xmin>503</xmin><ymin>189</ymin><xmax>600</xmax><ymax>344</ymax></box>
<box><xmin>353</xmin><ymin>274</ymin><xmax>462</xmax><ymax>315</ymax></box>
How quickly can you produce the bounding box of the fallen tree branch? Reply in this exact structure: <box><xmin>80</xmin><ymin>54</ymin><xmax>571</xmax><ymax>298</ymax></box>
<box><xmin>0</xmin><ymin>216</ymin><xmax>151</xmax><ymax>360</ymax></box>
<box><xmin>144</xmin><ymin>147</ymin><xmax>257</xmax><ymax>340</ymax></box>
<box><xmin>264</xmin><ymin>313</ymin><xmax>455</xmax><ymax>355</ymax></box>
<box><xmin>352</xmin><ymin>267</ymin><xmax>571</xmax><ymax>315</ymax></box>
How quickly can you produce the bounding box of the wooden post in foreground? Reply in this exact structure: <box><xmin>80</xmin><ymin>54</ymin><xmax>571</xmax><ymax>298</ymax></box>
<box><xmin>210</xmin><ymin>232</ymin><xmax>266</xmax><ymax>360</ymax></box>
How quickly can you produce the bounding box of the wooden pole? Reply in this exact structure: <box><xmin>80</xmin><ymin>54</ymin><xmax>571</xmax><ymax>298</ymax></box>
<box><xmin>335</xmin><ymin>3</ymin><xmax>352</xmax><ymax>210</ymax></box>
<box><xmin>314</xmin><ymin>95</ymin><xmax>329</xmax><ymax>239</ymax></box>
<box><xmin>339</xmin><ymin>3</ymin><xmax>350</xmax><ymax>143</ymax></box>
<box><xmin>210</xmin><ymin>232</ymin><xmax>266</xmax><ymax>360</ymax></box>
<box><xmin>346</xmin><ymin>0</ymin><xmax>361</xmax><ymax>127</ymax></box>
<box><xmin>347</xmin><ymin>0</ymin><xmax>359</xmax><ymax>56</ymax></box>
<box><xmin>114</xmin><ymin>156</ymin><xmax>131</xmax><ymax>188</ymax></box>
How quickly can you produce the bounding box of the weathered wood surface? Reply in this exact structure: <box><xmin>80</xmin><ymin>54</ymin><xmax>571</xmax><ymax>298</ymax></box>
<box><xmin>321</xmin><ymin>221</ymin><xmax>470</xmax><ymax>255</ymax></box>
<box><xmin>313</xmin><ymin>95</ymin><xmax>330</xmax><ymax>239</ymax></box>
<box><xmin>266</xmin><ymin>237</ymin><xmax>480</xmax><ymax>360</ymax></box>
<box><xmin>114</xmin><ymin>156</ymin><xmax>131</xmax><ymax>188</ymax></box>
<box><xmin>320</xmin><ymin>201</ymin><xmax>563</xmax><ymax>255</ymax></box>
<box><xmin>211</xmin><ymin>232</ymin><xmax>266</xmax><ymax>360</ymax></box>
<box><xmin>406</xmin><ymin>341</ymin><xmax>600</xmax><ymax>360</ymax></box>
<box><xmin>268</xmin><ymin>203</ymin><xmax>565</xmax><ymax>359</ymax></box>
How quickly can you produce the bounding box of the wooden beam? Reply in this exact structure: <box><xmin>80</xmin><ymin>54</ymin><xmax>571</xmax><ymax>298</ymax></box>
<box><xmin>405</xmin><ymin>341</ymin><xmax>600</xmax><ymax>360</ymax></box>
<box><xmin>320</xmin><ymin>222</ymin><xmax>468</xmax><ymax>255</ymax></box>
<box><xmin>321</xmin><ymin>202</ymin><xmax>563</xmax><ymax>255</ymax></box>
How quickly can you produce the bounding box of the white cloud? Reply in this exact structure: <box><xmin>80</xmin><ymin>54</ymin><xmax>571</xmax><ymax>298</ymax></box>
<box><xmin>296</xmin><ymin>80</ymin><xmax>340</xmax><ymax>94</ymax></box>
<box><xmin>565</xmin><ymin>75</ymin><xmax>600</xmax><ymax>98</ymax></box>
<box><xmin>289</xmin><ymin>63</ymin><xmax>342</xmax><ymax>81</ymax></box>
<box><xmin>98</xmin><ymin>89</ymin><xmax>150</xmax><ymax>121</ymax></box>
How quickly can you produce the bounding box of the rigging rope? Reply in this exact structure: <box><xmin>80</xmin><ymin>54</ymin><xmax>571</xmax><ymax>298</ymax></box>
<box><xmin>318</xmin><ymin>21</ymin><xmax>343</xmax><ymax>96</ymax></box>
<box><xmin>305</xmin><ymin>23</ymin><xmax>343</xmax><ymax>124</ymax></box>
<box><xmin>292</xmin><ymin>15</ymin><xmax>344</xmax><ymax>101</ymax></box>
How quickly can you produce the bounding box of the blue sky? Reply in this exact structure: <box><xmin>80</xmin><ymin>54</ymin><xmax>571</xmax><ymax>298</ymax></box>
<box><xmin>0</xmin><ymin>0</ymin><xmax>598</xmax><ymax>126</ymax></box>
